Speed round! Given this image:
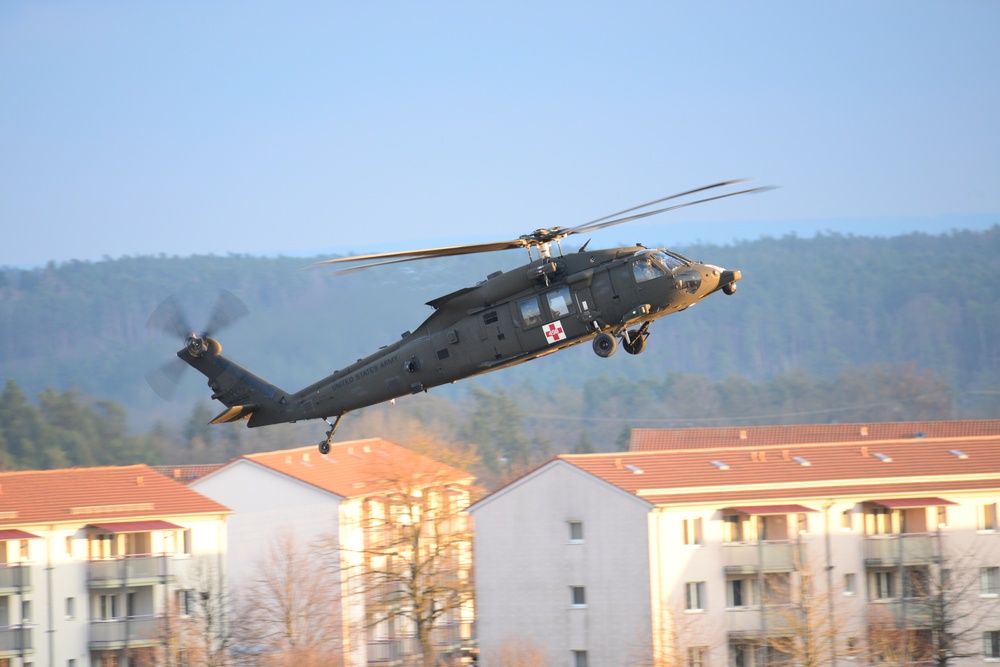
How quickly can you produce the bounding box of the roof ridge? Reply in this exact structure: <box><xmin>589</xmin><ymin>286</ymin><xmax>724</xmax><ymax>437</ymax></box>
<box><xmin>0</xmin><ymin>463</ymin><xmax>151</xmax><ymax>478</ymax></box>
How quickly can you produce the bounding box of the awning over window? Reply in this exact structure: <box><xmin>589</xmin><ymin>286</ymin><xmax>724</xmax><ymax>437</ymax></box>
<box><xmin>725</xmin><ymin>504</ymin><xmax>819</xmax><ymax>515</ymax></box>
<box><xmin>868</xmin><ymin>497</ymin><xmax>956</xmax><ymax>509</ymax></box>
<box><xmin>88</xmin><ymin>520</ymin><xmax>182</xmax><ymax>533</ymax></box>
<box><xmin>0</xmin><ymin>529</ymin><xmax>42</xmax><ymax>540</ymax></box>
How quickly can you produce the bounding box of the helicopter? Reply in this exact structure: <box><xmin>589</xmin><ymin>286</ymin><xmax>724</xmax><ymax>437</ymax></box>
<box><xmin>147</xmin><ymin>179</ymin><xmax>768</xmax><ymax>455</ymax></box>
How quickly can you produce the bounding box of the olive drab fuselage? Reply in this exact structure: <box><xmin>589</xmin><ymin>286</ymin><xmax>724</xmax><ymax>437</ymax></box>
<box><xmin>178</xmin><ymin>244</ymin><xmax>741</xmax><ymax>432</ymax></box>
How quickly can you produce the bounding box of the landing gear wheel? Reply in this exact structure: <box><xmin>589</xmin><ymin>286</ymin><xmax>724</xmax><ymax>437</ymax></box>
<box><xmin>319</xmin><ymin>441</ymin><xmax>331</xmax><ymax>455</ymax></box>
<box><xmin>593</xmin><ymin>332</ymin><xmax>618</xmax><ymax>358</ymax></box>
<box><xmin>622</xmin><ymin>329</ymin><xmax>647</xmax><ymax>355</ymax></box>
<box><xmin>723</xmin><ymin>282</ymin><xmax>737</xmax><ymax>295</ymax></box>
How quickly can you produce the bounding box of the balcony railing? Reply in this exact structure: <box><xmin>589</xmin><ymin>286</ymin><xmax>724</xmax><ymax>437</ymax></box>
<box><xmin>87</xmin><ymin>554</ymin><xmax>175</xmax><ymax>587</ymax></box>
<box><xmin>0</xmin><ymin>563</ymin><xmax>31</xmax><ymax>593</ymax></box>
<box><xmin>864</xmin><ymin>534</ymin><xmax>938</xmax><ymax>567</ymax></box>
<box><xmin>727</xmin><ymin>605</ymin><xmax>800</xmax><ymax>638</ymax></box>
<box><xmin>867</xmin><ymin>598</ymin><xmax>935</xmax><ymax>627</ymax></box>
<box><xmin>90</xmin><ymin>615</ymin><xmax>163</xmax><ymax>649</ymax></box>
<box><xmin>724</xmin><ymin>541</ymin><xmax>802</xmax><ymax>573</ymax></box>
<box><xmin>0</xmin><ymin>625</ymin><xmax>33</xmax><ymax>655</ymax></box>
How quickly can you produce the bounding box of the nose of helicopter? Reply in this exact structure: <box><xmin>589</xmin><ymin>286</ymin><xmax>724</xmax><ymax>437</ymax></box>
<box><xmin>717</xmin><ymin>267</ymin><xmax>741</xmax><ymax>295</ymax></box>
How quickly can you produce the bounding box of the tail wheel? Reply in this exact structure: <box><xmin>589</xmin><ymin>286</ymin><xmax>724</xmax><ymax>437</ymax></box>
<box><xmin>592</xmin><ymin>332</ymin><xmax>617</xmax><ymax>358</ymax></box>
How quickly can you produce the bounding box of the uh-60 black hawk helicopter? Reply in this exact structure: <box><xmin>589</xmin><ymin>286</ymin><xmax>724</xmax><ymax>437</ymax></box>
<box><xmin>148</xmin><ymin>179</ymin><xmax>769</xmax><ymax>455</ymax></box>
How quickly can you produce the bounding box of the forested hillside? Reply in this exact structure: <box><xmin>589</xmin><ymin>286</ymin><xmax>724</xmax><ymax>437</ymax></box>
<box><xmin>1</xmin><ymin>228</ymin><xmax>998</xmax><ymax>482</ymax></box>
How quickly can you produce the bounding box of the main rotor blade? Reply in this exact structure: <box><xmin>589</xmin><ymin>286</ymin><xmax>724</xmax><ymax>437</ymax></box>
<box><xmin>314</xmin><ymin>239</ymin><xmax>527</xmax><ymax>269</ymax></box>
<box><xmin>570</xmin><ymin>179</ymin><xmax>749</xmax><ymax>233</ymax></box>
<box><xmin>568</xmin><ymin>185</ymin><xmax>775</xmax><ymax>237</ymax></box>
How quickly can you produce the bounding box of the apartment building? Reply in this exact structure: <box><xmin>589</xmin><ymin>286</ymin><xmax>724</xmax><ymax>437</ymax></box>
<box><xmin>189</xmin><ymin>437</ymin><xmax>477</xmax><ymax>667</ymax></box>
<box><xmin>469</xmin><ymin>421</ymin><xmax>1000</xmax><ymax>667</ymax></box>
<box><xmin>0</xmin><ymin>463</ymin><xmax>230</xmax><ymax>667</ymax></box>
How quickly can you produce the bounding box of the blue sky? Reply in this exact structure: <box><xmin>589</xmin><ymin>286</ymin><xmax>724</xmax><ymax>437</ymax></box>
<box><xmin>2</xmin><ymin>1</ymin><xmax>998</xmax><ymax>268</ymax></box>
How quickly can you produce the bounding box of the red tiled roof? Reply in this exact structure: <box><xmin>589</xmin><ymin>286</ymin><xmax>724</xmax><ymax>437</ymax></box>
<box><xmin>562</xmin><ymin>432</ymin><xmax>1000</xmax><ymax>507</ymax></box>
<box><xmin>630</xmin><ymin>420</ymin><xmax>1000</xmax><ymax>451</ymax></box>
<box><xmin>151</xmin><ymin>465</ymin><xmax>225</xmax><ymax>484</ymax></box>
<box><xmin>868</xmin><ymin>497</ymin><xmax>957</xmax><ymax>508</ymax></box>
<box><xmin>0</xmin><ymin>464</ymin><xmax>230</xmax><ymax>527</ymax></box>
<box><xmin>0</xmin><ymin>529</ymin><xmax>41</xmax><ymax>540</ymax></box>
<box><xmin>234</xmin><ymin>438</ymin><xmax>474</xmax><ymax>498</ymax></box>
<box><xmin>726</xmin><ymin>504</ymin><xmax>820</xmax><ymax>515</ymax></box>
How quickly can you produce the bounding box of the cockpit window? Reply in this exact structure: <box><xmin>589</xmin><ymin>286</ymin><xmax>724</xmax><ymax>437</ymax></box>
<box><xmin>633</xmin><ymin>256</ymin><xmax>666</xmax><ymax>284</ymax></box>
<box><xmin>651</xmin><ymin>251</ymin><xmax>684</xmax><ymax>271</ymax></box>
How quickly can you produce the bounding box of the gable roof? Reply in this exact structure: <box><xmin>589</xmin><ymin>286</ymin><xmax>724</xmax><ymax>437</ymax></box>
<box><xmin>0</xmin><ymin>464</ymin><xmax>230</xmax><ymax>527</ymax></box>
<box><xmin>562</xmin><ymin>430</ymin><xmax>1000</xmax><ymax>507</ymax></box>
<box><xmin>630</xmin><ymin>420</ymin><xmax>1000</xmax><ymax>451</ymax></box>
<box><xmin>212</xmin><ymin>438</ymin><xmax>474</xmax><ymax>499</ymax></box>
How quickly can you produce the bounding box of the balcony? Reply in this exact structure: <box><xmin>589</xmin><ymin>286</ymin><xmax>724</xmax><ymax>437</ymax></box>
<box><xmin>87</xmin><ymin>554</ymin><xmax>175</xmax><ymax>588</ymax></box>
<box><xmin>0</xmin><ymin>563</ymin><xmax>31</xmax><ymax>593</ymax></box>
<box><xmin>727</xmin><ymin>605</ymin><xmax>800</xmax><ymax>639</ymax></box>
<box><xmin>724</xmin><ymin>541</ymin><xmax>801</xmax><ymax>574</ymax></box>
<box><xmin>0</xmin><ymin>625</ymin><xmax>33</xmax><ymax>657</ymax></box>
<box><xmin>864</xmin><ymin>534</ymin><xmax>938</xmax><ymax>567</ymax></box>
<box><xmin>90</xmin><ymin>615</ymin><xmax>163</xmax><ymax>650</ymax></box>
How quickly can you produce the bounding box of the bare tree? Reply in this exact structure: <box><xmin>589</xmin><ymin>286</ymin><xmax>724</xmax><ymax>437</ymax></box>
<box><xmin>758</xmin><ymin>562</ymin><xmax>863</xmax><ymax>667</ymax></box>
<box><xmin>155</xmin><ymin>556</ymin><xmax>234</xmax><ymax>667</ymax></box>
<box><xmin>866</xmin><ymin>542</ymin><xmax>1000</xmax><ymax>667</ymax></box>
<box><xmin>338</xmin><ymin>448</ymin><xmax>477</xmax><ymax>667</ymax></box>
<box><xmin>632</xmin><ymin>604</ymin><xmax>723</xmax><ymax>667</ymax></box>
<box><xmin>235</xmin><ymin>532</ymin><xmax>343</xmax><ymax>667</ymax></box>
<box><xmin>493</xmin><ymin>637</ymin><xmax>548</xmax><ymax>667</ymax></box>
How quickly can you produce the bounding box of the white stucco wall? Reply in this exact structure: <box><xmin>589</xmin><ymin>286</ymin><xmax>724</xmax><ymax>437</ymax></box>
<box><xmin>471</xmin><ymin>461</ymin><xmax>654</xmax><ymax>667</ymax></box>
<box><xmin>190</xmin><ymin>460</ymin><xmax>343</xmax><ymax>588</ymax></box>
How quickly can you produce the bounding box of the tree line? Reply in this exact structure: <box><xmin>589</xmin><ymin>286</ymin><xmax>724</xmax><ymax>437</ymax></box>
<box><xmin>1</xmin><ymin>228</ymin><xmax>998</xmax><ymax>431</ymax></box>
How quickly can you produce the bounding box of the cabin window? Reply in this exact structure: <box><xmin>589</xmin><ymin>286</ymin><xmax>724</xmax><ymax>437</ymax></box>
<box><xmin>483</xmin><ymin>311</ymin><xmax>498</xmax><ymax>325</ymax></box>
<box><xmin>633</xmin><ymin>256</ymin><xmax>666</xmax><ymax>283</ymax></box>
<box><xmin>545</xmin><ymin>286</ymin><xmax>576</xmax><ymax>318</ymax></box>
<box><xmin>518</xmin><ymin>297</ymin><xmax>542</xmax><ymax>327</ymax></box>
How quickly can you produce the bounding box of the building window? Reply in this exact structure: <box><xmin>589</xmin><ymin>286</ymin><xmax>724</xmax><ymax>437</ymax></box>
<box><xmin>844</xmin><ymin>573</ymin><xmax>856</xmax><ymax>596</ymax></box>
<box><xmin>686</xmin><ymin>581</ymin><xmax>706</xmax><ymax>611</ymax></box>
<box><xmin>982</xmin><ymin>567</ymin><xmax>1000</xmax><ymax>596</ymax></box>
<box><xmin>985</xmin><ymin>631</ymin><xmax>1000</xmax><ymax>659</ymax></box>
<box><xmin>65</xmin><ymin>597</ymin><xmax>75</xmax><ymax>619</ymax></box>
<box><xmin>727</xmin><ymin>578</ymin><xmax>757</xmax><ymax>608</ymax></box>
<box><xmin>21</xmin><ymin>600</ymin><xmax>31</xmax><ymax>622</ymax></box>
<box><xmin>980</xmin><ymin>503</ymin><xmax>998</xmax><ymax>532</ymax></box>
<box><xmin>797</xmin><ymin>513</ymin><xmax>809</xmax><ymax>535</ymax></box>
<box><xmin>182</xmin><ymin>529</ymin><xmax>193</xmax><ymax>555</ymax></box>
<box><xmin>570</xmin><ymin>586</ymin><xmax>586</xmax><ymax>607</ymax></box>
<box><xmin>683</xmin><ymin>517</ymin><xmax>703</xmax><ymax>546</ymax></box>
<box><xmin>177</xmin><ymin>590</ymin><xmax>195</xmax><ymax>617</ymax></box>
<box><xmin>936</xmin><ymin>505</ymin><xmax>948</xmax><ymax>528</ymax></box>
<box><xmin>572</xmin><ymin>650</ymin><xmax>589</xmax><ymax>667</ymax></box>
<box><xmin>871</xmin><ymin>571</ymin><xmax>894</xmax><ymax>600</ymax></box>
<box><xmin>568</xmin><ymin>521</ymin><xmax>584</xmax><ymax>543</ymax></box>
<box><xmin>841</xmin><ymin>508</ymin><xmax>853</xmax><ymax>531</ymax></box>
<box><xmin>65</xmin><ymin>535</ymin><xmax>74</xmax><ymax>557</ymax></box>
<box><xmin>724</xmin><ymin>515</ymin><xmax>745</xmax><ymax>542</ymax></box>
<box><xmin>867</xmin><ymin>506</ymin><xmax>892</xmax><ymax>535</ymax></box>
<box><xmin>18</xmin><ymin>540</ymin><xmax>28</xmax><ymax>561</ymax></box>
<box><xmin>688</xmin><ymin>646</ymin><xmax>708</xmax><ymax>667</ymax></box>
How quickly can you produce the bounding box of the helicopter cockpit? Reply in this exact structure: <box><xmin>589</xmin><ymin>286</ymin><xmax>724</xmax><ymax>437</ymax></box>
<box><xmin>632</xmin><ymin>250</ymin><xmax>686</xmax><ymax>283</ymax></box>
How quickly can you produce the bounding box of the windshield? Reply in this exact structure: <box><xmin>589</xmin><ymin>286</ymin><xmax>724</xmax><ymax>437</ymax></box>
<box><xmin>650</xmin><ymin>250</ymin><xmax>685</xmax><ymax>270</ymax></box>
